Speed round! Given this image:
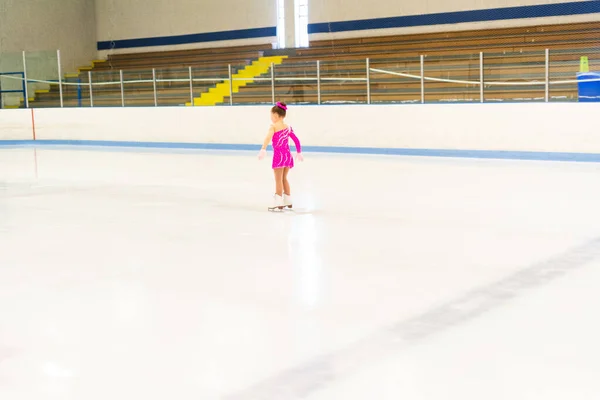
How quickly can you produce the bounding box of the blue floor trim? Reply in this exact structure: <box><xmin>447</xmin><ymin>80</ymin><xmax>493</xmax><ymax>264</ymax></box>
<box><xmin>2</xmin><ymin>139</ymin><xmax>600</xmax><ymax>162</ymax></box>
<box><xmin>308</xmin><ymin>1</ymin><xmax>600</xmax><ymax>34</ymax></box>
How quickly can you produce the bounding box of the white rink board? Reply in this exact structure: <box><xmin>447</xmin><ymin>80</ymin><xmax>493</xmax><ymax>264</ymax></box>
<box><xmin>33</xmin><ymin>107</ymin><xmax>266</xmax><ymax>144</ymax></box>
<box><xmin>0</xmin><ymin>109</ymin><xmax>33</xmax><ymax>140</ymax></box>
<box><xmin>2</xmin><ymin>103</ymin><xmax>600</xmax><ymax>154</ymax></box>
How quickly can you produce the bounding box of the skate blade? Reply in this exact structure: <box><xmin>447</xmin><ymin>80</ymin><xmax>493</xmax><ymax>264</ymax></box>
<box><xmin>268</xmin><ymin>207</ymin><xmax>284</xmax><ymax>212</ymax></box>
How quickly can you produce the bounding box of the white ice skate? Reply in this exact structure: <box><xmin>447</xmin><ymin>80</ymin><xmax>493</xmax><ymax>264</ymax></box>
<box><xmin>268</xmin><ymin>194</ymin><xmax>284</xmax><ymax>212</ymax></box>
<box><xmin>283</xmin><ymin>194</ymin><xmax>293</xmax><ymax>209</ymax></box>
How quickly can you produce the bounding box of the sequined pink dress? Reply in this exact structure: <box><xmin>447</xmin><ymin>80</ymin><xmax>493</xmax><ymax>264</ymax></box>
<box><xmin>272</xmin><ymin>126</ymin><xmax>301</xmax><ymax>169</ymax></box>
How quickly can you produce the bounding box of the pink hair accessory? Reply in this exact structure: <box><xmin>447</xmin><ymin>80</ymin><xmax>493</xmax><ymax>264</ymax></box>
<box><xmin>276</xmin><ymin>102</ymin><xmax>287</xmax><ymax>110</ymax></box>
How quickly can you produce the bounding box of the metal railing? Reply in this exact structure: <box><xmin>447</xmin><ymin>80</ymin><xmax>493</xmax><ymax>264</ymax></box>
<box><xmin>0</xmin><ymin>72</ymin><xmax>26</xmax><ymax>108</ymax></box>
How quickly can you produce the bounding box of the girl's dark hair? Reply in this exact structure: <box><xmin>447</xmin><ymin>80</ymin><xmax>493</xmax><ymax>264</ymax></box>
<box><xmin>271</xmin><ymin>102</ymin><xmax>287</xmax><ymax>117</ymax></box>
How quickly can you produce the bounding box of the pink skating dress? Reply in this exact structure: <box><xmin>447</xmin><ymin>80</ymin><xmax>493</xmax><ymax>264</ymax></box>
<box><xmin>272</xmin><ymin>126</ymin><xmax>301</xmax><ymax>169</ymax></box>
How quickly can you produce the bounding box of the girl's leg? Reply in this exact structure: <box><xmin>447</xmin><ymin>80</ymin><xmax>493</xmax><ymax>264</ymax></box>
<box><xmin>273</xmin><ymin>168</ymin><xmax>284</xmax><ymax>196</ymax></box>
<box><xmin>282</xmin><ymin>167</ymin><xmax>291</xmax><ymax>195</ymax></box>
<box><xmin>282</xmin><ymin>167</ymin><xmax>293</xmax><ymax>208</ymax></box>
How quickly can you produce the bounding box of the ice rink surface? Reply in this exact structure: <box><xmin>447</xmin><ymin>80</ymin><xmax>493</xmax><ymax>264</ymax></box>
<box><xmin>1</xmin><ymin>145</ymin><xmax>600</xmax><ymax>400</ymax></box>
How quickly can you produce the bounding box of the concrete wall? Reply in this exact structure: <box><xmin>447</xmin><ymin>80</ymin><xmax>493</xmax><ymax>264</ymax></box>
<box><xmin>0</xmin><ymin>0</ymin><xmax>96</xmax><ymax>106</ymax></box>
<box><xmin>2</xmin><ymin>104</ymin><xmax>600</xmax><ymax>160</ymax></box>
<box><xmin>309</xmin><ymin>0</ymin><xmax>600</xmax><ymax>40</ymax></box>
<box><xmin>95</xmin><ymin>0</ymin><xmax>277</xmax><ymax>55</ymax></box>
<box><xmin>93</xmin><ymin>0</ymin><xmax>600</xmax><ymax>53</ymax></box>
<box><xmin>0</xmin><ymin>0</ymin><xmax>97</xmax><ymax>71</ymax></box>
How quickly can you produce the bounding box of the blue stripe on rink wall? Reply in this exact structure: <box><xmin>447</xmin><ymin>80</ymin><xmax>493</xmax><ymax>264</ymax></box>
<box><xmin>97</xmin><ymin>26</ymin><xmax>277</xmax><ymax>50</ymax></box>
<box><xmin>3</xmin><ymin>140</ymin><xmax>600</xmax><ymax>163</ymax></box>
<box><xmin>308</xmin><ymin>1</ymin><xmax>600</xmax><ymax>34</ymax></box>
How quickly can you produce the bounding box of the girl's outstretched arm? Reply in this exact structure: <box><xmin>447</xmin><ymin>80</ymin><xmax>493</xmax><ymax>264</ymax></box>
<box><xmin>290</xmin><ymin>130</ymin><xmax>302</xmax><ymax>153</ymax></box>
<box><xmin>290</xmin><ymin>129</ymin><xmax>303</xmax><ymax>161</ymax></box>
<box><xmin>261</xmin><ymin>126</ymin><xmax>275</xmax><ymax>150</ymax></box>
<box><xmin>258</xmin><ymin>126</ymin><xmax>275</xmax><ymax>159</ymax></box>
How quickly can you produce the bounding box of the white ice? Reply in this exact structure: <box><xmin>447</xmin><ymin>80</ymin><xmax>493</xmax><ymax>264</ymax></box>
<box><xmin>1</xmin><ymin>145</ymin><xmax>600</xmax><ymax>400</ymax></box>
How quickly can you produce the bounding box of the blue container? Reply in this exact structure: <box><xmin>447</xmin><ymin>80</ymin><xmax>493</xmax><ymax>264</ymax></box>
<box><xmin>577</xmin><ymin>72</ymin><xmax>600</xmax><ymax>102</ymax></box>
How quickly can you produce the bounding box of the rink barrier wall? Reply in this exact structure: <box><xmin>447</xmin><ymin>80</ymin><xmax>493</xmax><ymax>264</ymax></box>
<box><xmin>1</xmin><ymin>104</ymin><xmax>600</xmax><ymax>162</ymax></box>
<box><xmin>0</xmin><ymin>109</ymin><xmax>34</xmax><ymax>141</ymax></box>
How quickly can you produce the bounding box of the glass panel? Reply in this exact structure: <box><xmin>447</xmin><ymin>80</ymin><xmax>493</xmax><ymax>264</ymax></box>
<box><xmin>189</xmin><ymin>63</ymin><xmax>228</xmax><ymax>107</ymax></box>
<box><xmin>483</xmin><ymin>50</ymin><xmax>546</xmax><ymax>103</ymax></box>
<box><xmin>122</xmin><ymin>69</ymin><xmax>153</xmax><ymax>107</ymax></box>
<box><xmin>77</xmin><ymin>71</ymin><xmax>93</xmax><ymax>108</ymax></box>
<box><xmin>370</xmin><ymin>56</ymin><xmax>422</xmax><ymax>104</ymax></box>
<box><xmin>424</xmin><ymin>52</ymin><xmax>480</xmax><ymax>103</ymax></box>
<box><xmin>0</xmin><ymin>51</ymin><xmax>24</xmax><ymax>109</ymax></box>
<box><xmin>228</xmin><ymin>61</ymin><xmax>272</xmax><ymax>106</ymax></box>
<box><xmin>154</xmin><ymin>67</ymin><xmax>187</xmax><ymax>107</ymax></box>
<box><xmin>9</xmin><ymin>43</ymin><xmax>594</xmax><ymax>108</ymax></box>
<box><xmin>320</xmin><ymin>59</ymin><xmax>367</xmax><ymax>104</ymax></box>
<box><xmin>549</xmin><ymin>48</ymin><xmax>596</xmax><ymax>103</ymax></box>
<box><xmin>274</xmin><ymin>60</ymin><xmax>317</xmax><ymax>105</ymax></box>
<box><xmin>90</xmin><ymin>70</ymin><xmax>122</xmax><ymax>107</ymax></box>
<box><xmin>61</xmin><ymin>68</ymin><xmax>92</xmax><ymax>108</ymax></box>
<box><xmin>25</xmin><ymin>50</ymin><xmax>59</xmax><ymax>108</ymax></box>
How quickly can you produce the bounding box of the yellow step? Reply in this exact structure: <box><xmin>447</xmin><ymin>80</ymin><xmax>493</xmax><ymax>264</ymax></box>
<box><xmin>187</xmin><ymin>55</ymin><xmax>287</xmax><ymax>106</ymax></box>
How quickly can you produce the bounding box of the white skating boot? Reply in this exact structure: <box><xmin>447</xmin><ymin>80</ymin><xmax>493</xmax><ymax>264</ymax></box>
<box><xmin>268</xmin><ymin>194</ymin><xmax>284</xmax><ymax>211</ymax></box>
<box><xmin>283</xmin><ymin>194</ymin><xmax>293</xmax><ymax>209</ymax></box>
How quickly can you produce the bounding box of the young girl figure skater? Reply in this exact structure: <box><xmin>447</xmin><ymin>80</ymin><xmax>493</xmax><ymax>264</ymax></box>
<box><xmin>258</xmin><ymin>102</ymin><xmax>303</xmax><ymax>211</ymax></box>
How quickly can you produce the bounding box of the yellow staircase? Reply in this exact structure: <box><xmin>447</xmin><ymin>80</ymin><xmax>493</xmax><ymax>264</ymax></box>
<box><xmin>186</xmin><ymin>55</ymin><xmax>287</xmax><ymax>106</ymax></box>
